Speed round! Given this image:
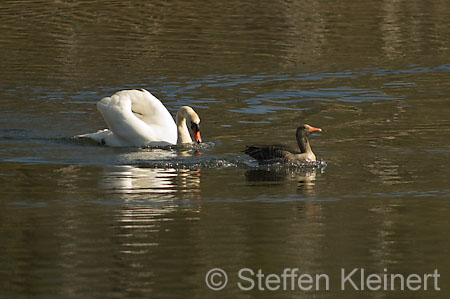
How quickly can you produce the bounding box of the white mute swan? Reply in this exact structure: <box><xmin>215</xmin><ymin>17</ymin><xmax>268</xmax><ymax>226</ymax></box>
<box><xmin>77</xmin><ymin>89</ymin><xmax>202</xmax><ymax>147</ymax></box>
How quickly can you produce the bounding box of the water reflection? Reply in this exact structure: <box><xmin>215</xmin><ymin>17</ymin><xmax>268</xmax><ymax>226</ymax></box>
<box><xmin>100</xmin><ymin>164</ymin><xmax>202</xmax><ymax>257</ymax></box>
<box><xmin>365</xmin><ymin>158</ymin><xmax>409</xmax><ymax>185</ymax></box>
<box><xmin>101</xmin><ymin>165</ymin><xmax>201</xmax><ymax>201</ymax></box>
<box><xmin>245</xmin><ymin>168</ymin><xmax>319</xmax><ymax>197</ymax></box>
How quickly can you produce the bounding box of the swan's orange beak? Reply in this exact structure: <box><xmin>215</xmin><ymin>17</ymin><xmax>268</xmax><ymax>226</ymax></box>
<box><xmin>191</xmin><ymin>122</ymin><xmax>202</xmax><ymax>143</ymax></box>
<box><xmin>194</xmin><ymin>130</ymin><xmax>202</xmax><ymax>143</ymax></box>
<box><xmin>308</xmin><ymin>126</ymin><xmax>322</xmax><ymax>133</ymax></box>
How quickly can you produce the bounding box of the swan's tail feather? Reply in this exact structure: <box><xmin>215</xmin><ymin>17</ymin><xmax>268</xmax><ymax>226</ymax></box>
<box><xmin>74</xmin><ymin>129</ymin><xmax>111</xmax><ymax>145</ymax></box>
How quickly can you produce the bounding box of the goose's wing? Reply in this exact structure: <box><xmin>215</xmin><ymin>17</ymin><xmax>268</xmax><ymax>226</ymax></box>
<box><xmin>244</xmin><ymin>144</ymin><xmax>297</xmax><ymax>162</ymax></box>
<box><xmin>97</xmin><ymin>89</ymin><xmax>177</xmax><ymax>146</ymax></box>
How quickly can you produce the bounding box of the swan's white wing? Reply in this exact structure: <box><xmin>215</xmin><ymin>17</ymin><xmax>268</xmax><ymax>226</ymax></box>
<box><xmin>97</xmin><ymin>89</ymin><xmax>177</xmax><ymax>146</ymax></box>
<box><xmin>126</xmin><ymin>89</ymin><xmax>175</xmax><ymax>128</ymax></box>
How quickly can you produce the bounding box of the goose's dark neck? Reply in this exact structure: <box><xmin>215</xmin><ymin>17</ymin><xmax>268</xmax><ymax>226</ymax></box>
<box><xmin>296</xmin><ymin>129</ymin><xmax>312</xmax><ymax>154</ymax></box>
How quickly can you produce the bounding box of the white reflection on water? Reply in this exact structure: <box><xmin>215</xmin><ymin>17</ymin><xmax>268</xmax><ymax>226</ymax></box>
<box><xmin>99</xmin><ymin>147</ymin><xmax>203</xmax><ymax>202</ymax></box>
<box><xmin>100</xmin><ymin>164</ymin><xmax>202</xmax><ymax>253</ymax></box>
<box><xmin>100</xmin><ymin>165</ymin><xmax>201</xmax><ymax>201</ymax></box>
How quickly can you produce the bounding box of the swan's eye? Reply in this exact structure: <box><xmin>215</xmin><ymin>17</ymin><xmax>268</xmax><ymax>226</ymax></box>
<box><xmin>190</xmin><ymin>122</ymin><xmax>202</xmax><ymax>143</ymax></box>
<box><xmin>190</xmin><ymin>122</ymin><xmax>200</xmax><ymax>132</ymax></box>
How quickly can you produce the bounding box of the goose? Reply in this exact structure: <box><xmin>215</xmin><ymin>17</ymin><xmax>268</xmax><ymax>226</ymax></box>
<box><xmin>244</xmin><ymin>124</ymin><xmax>321</xmax><ymax>164</ymax></box>
<box><xmin>77</xmin><ymin>89</ymin><xmax>202</xmax><ymax>147</ymax></box>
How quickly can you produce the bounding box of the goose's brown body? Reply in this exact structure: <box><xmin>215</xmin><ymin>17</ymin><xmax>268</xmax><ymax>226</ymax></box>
<box><xmin>244</xmin><ymin>124</ymin><xmax>321</xmax><ymax>164</ymax></box>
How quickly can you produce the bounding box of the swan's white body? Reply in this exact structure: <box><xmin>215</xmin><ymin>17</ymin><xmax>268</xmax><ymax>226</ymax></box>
<box><xmin>77</xmin><ymin>89</ymin><xmax>201</xmax><ymax>147</ymax></box>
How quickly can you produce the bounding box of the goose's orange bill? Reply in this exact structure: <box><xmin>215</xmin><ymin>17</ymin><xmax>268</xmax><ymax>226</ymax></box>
<box><xmin>308</xmin><ymin>126</ymin><xmax>322</xmax><ymax>133</ymax></box>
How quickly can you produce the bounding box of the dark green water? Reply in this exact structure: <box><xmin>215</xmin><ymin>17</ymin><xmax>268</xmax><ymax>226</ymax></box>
<box><xmin>0</xmin><ymin>1</ymin><xmax>449</xmax><ymax>298</ymax></box>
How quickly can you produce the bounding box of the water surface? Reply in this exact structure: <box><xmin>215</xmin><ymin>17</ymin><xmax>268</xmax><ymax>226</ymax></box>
<box><xmin>0</xmin><ymin>1</ymin><xmax>449</xmax><ymax>298</ymax></box>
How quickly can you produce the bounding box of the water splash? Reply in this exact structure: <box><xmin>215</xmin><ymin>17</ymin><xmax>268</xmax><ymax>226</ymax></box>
<box><xmin>243</xmin><ymin>158</ymin><xmax>328</xmax><ymax>173</ymax></box>
<box><xmin>132</xmin><ymin>157</ymin><xmax>238</xmax><ymax>170</ymax></box>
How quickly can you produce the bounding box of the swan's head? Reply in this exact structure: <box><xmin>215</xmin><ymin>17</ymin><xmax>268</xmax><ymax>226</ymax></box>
<box><xmin>177</xmin><ymin>106</ymin><xmax>202</xmax><ymax>144</ymax></box>
<box><xmin>190</xmin><ymin>121</ymin><xmax>202</xmax><ymax>143</ymax></box>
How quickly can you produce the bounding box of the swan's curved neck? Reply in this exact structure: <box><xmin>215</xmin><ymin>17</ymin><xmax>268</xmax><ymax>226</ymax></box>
<box><xmin>176</xmin><ymin>112</ymin><xmax>192</xmax><ymax>144</ymax></box>
<box><xmin>296</xmin><ymin>130</ymin><xmax>312</xmax><ymax>154</ymax></box>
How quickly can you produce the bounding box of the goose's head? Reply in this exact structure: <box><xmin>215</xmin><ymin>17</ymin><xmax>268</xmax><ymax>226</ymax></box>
<box><xmin>297</xmin><ymin>124</ymin><xmax>322</xmax><ymax>136</ymax></box>
<box><xmin>176</xmin><ymin>106</ymin><xmax>202</xmax><ymax>144</ymax></box>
